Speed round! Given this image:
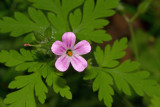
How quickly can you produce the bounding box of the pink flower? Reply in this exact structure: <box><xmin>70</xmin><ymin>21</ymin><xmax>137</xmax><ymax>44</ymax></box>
<box><xmin>51</xmin><ymin>32</ymin><xmax>91</xmax><ymax>72</ymax></box>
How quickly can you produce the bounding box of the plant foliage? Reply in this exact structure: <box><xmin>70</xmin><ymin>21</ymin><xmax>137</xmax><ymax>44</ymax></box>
<box><xmin>4</xmin><ymin>73</ymin><xmax>47</xmax><ymax>107</ymax></box>
<box><xmin>0</xmin><ymin>7</ymin><xmax>49</xmax><ymax>37</ymax></box>
<box><xmin>0</xmin><ymin>49</ymin><xmax>72</xmax><ymax>107</ymax></box>
<box><xmin>0</xmin><ymin>0</ymin><xmax>160</xmax><ymax>107</ymax></box>
<box><xmin>69</xmin><ymin>0</ymin><xmax>119</xmax><ymax>43</ymax></box>
<box><xmin>84</xmin><ymin>38</ymin><xmax>160</xmax><ymax>107</ymax></box>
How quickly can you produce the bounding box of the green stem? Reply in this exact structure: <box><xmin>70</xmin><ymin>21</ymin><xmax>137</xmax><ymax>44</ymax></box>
<box><xmin>130</xmin><ymin>12</ymin><xmax>139</xmax><ymax>23</ymax></box>
<box><xmin>31</xmin><ymin>44</ymin><xmax>41</xmax><ymax>47</ymax></box>
<box><xmin>123</xmin><ymin>13</ymin><xmax>139</xmax><ymax>60</ymax></box>
<box><xmin>129</xmin><ymin>22</ymin><xmax>139</xmax><ymax>60</ymax></box>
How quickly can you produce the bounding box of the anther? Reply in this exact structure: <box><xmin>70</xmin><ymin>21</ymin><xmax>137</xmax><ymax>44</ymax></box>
<box><xmin>66</xmin><ymin>50</ymin><xmax>73</xmax><ymax>56</ymax></box>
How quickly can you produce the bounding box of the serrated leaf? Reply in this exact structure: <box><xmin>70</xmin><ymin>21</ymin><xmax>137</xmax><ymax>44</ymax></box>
<box><xmin>84</xmin><ymin>67</ymin><xmax>114</xmax><ymax>107</ymax></box>
<box><xmin>46</xmin><ymin>70</ymin><xmax>72</xmax><ymax>100</ymax></box>
<box><xmin>84</xmin><ymin>42</ymin><xmax>160</xmax><ymax>107</ymax></box>
<box><xmin>30</xmin><ymin>0</ymin><xmax>84</xmax><ymax>37</ymax></box>
<box><xmin>47</xmin><ymin>12</ymin><xmax>67</xmax><ymax>37</ymax></box>
<box><xmin>93</xmin><ymin>71</ymin><xmax>114</xmax><ymax>107</ymax></box>
<box><xmin>69</xmin><ymin>0</ymin><xmax>119</xmax><ymax>43</ymax></box>
<box><xmin>108</xmin><ymin>60</ymin><xmax>160</xmax><ymax>97</ymax></box>
<box><xmin>0</xmin><ymin>7</ymin><xmax>49</xmax><ymax>37</ymax></box>
<box><xmin>94</xmin><ymin>38</ymin><xmax>128</xmax><ymax>68</ymax></box>
<box><xmin>4</xmin><ymin>73</ymin><xmax>48</xmax><ymax>106</ymax></box>
<box><xmin>29</xmin><ymin>0</ymin><xmax>84</xmax><ymax>15</ymax></box>
<box><xmin>30</xmin><ymin>0</ymin><xmax>118</xmax><ymax>43</ymax></box>
<box><xmin>84</xmin><ymin>61</ymin><xmax>160</xmax><ymax>107</ymax></box>
<box><xmin>83</xmin><ymin>68</ymin><xmax>98</xmax><ymax>80</ymax></box>
<box><xmin>0</xmin><ymin>49</ymin><xmax>49</xmax><ymax>76</ymax></box>
<box><xmin>0</xmin><ymin>48</ymin><xmax>36</xmax><ymax>67</ymax></box>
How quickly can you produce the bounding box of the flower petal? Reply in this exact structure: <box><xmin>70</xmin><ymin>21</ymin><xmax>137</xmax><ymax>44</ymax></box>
<box><xmin>71</xmin><ymin>55</ymin><xmax>88</xmax><ymax>72</ymax></box>
<box><xmin>55</xmin><ymin>55</ymin><xmax>71</xmax><ymax>72</ymax></box>
<box><xmin>73</xmin><ymin>40</ymin><xmax>91</xmax><ymax>55</ymax></box>
<box><xmin>51</xmin><ymin>41</ymin><xmax>66</xmax><ymax>55</ymax></box>
<box><xmin>62</xmin><ymin>32</ymin><xmax>76</xmax><ymax>49</ymax></box>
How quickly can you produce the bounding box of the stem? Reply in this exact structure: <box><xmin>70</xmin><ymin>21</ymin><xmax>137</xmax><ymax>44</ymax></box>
<box><xmin>31</xmin><ymin>44</ymin><xmax>41</xmax><ymax>47</ymax></box>
<box><xmin>130</xmin><ymin>12</ymin><xmax>139</xmax><ymax>23</ymax></box>
<box><xmin>129</xmin><ymin>22</ymin><xmax>139</xmax><ymax>60</ymax></box>
<box><xmin>123</xmin><ymin>13</ymin><xmax>139</xmax><ymax>60</ymax></box>
<box><xmin>24</xmin><ymin>44</ymin><xmax>41</xmax><ymax>47</ymax></box>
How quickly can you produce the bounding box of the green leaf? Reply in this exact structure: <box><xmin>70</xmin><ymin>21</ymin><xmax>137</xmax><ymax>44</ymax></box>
<box><xmin>0</xmin><ymin>49</ymin><xmax>49</xmax><ymax>77</ymax></box>
<box><xmin>4</xmin><ymin>60</ymin><xmax>72</xmax><ymax>107</ymax></box>
<box><xmin>0</xmin><ymin>48</ymin><xmax>50</xmax><ymax>77</ymax></box>
<box><xmin>46</xmin><ymin>69</ymin><xmax>72</xmax><ymax>99</ymax></box>
<box><xmin>85</xmin><ymin>67</ymin><xmax>114</xmax><ymax>107</ymax></box>
<box><xmin>29</xmin><ymin>0</ymin><xmax>84</xmax><ymax>15</ymax></box>
<box><xmin>84</xmin><ymin>41</ymin><xmax>160</xmax><ymax>106</ymax></box>
<box><xmin>28</xmin><ymin>0</ymin><xmax>59</xmax><ymax>13</ymax></box>
<box><xmin>30</xmin><ymin>0</ymin><xmax>118</xmax><ymax>43</ymax></box>
<box><xmin>84</xmin><ymin>67</ymin><xmax>114</xmax><ymax>107</ymax></box>
<box><xmin>30</xmin><ymin>0</ymin><xmax>84</xmax><ymax>36</ymax></box>
<box><xmin>149</xmin><ymin>96</ymin><xmax>160</xmax><ymax>107</ymax></box>
<box><xmin>0</xmin><ymin>48</ymin><xmax>36</xmax><ymax>67</ymax></box>
<box><xmin>108</xmin><ymin>60</ymin><xmax>160</xmax><ymax>96</ymax></box>
<box><xmin>137</xmin><ymin>0</ymin><xmax>151</xmax><ymax>14</ymax></box>
<box><xmin>94</xmin><ymin>38</ymin><xmax>128</xmax><ymax>68</ymax></box>
<box><xmin>0</xmin><ymin>48</ymin><xmax>72</xmax><ymax>101</ymax></box>
<box><xmin>16</xmin><ymin>61</ymin><xmax>50</xmax><ymax>78</ymax></box>
<box><xmin>23</xmin><ymin>33</ymin><xmax>36</xmax><ymax>43</ymax></box>
<box><xmin>0</xmin><ymin>7</ymin><xmax>49</xmax><ymax>37</ymax></box>
<box><xmin>93</xmin><ymin>70</ymin><xmax>114</xmax><ymax>107</ymax></box>
<box><xmin>47</xmin><ymin>12</ymin><xmax>67</xmax><ymax>37</ymax></box>
<box><xmin>4</xmin><ymin>73</ymin><xmax>48</xmax><ymax>106</ymax></box>
<box><xmin>69</xmin><ymin>0</ymin><xmax>119</xmax><ymax>43</ymax></box>
<box><xmin>83</xmin><ymin>67</ymin><xmax>98</xmax><ymax>80</ymax></box>
<box><xmin>84</xmin><ymin>61</ymin><xmax>160</xmax><ymax>107</ymax></box>
<box><xmin>0</xmin><ymin>98</ymin><xmax>7</xmax><ymax>107</ymax></box>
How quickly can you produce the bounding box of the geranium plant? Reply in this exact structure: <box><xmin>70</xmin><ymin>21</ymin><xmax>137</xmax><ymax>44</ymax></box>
<box><xmin>0</xmin><ymin>0</ymin><xmax>160</xmax><ymax>107</ymax></box>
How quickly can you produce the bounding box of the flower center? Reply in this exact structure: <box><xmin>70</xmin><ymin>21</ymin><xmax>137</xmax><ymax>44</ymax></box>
<box><xmin>66</xmin><ymin>49</ymin><xmax>73</xmax><ymax>56</ymax></box>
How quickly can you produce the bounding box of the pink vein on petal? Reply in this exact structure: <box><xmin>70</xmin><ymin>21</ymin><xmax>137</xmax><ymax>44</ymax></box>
<box><xmin>62</xmin><ymin>32</ymin><xmax>76</xmax><ymax>49</ymax></box>
<box><xmin>73</xmin><ymin>40</ymin><xmax>91</xmax><ymax>55</ymax></box>
<box><xmin>51</xmin><ymin>32</ymin><xmax>91</xmax><ymax>72</ymax></box>
<box><xmin>51</xmin><ymin>41</ymin><xmax>66</xmax><ymax>55</ymax></box>
<box><xmin>55</xmin><ymin>55</ymin><xmax>71</xmax><ymax>72</ymax></box>
<box><xmin>71</xmin><ymin>55</ymin><xmax>88</xmax><ymax>72</ymax></box>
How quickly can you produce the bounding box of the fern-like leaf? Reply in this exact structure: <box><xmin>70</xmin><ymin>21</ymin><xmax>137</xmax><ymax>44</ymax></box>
<box><xmin>84</xmin><ymin>37</ymin><xmax>160</xmax><ymax>107</ymax></box>
<box><xmin>0</xmin><ymin>7</ymin><xmax>49</xmax><ymax>37</ymax></box>
<box><xmin>0</xmin><ymin>48</ymin><xmax>36</xmax><ymax>67</ymax></box>
<box><xmin>46</xmin><ymin>69</ymin><xmax>72</xmax><ymax>99</ymax></box>
<box><xmin>4</xmin><ymin>73</ymin><xmax>48</xmax><ymax>107</ymax></box>
<box><xmin>94</xmin><ymin>38</ymin><xmax>128</xmax><ymax>68</ymax></box>
<box><xmin>30</xmin><ymin>0</ymin><xmax>84</xmax><ymax>36</ymax></box>
<box><xmin>69</xmin><ymin>0</ymin><xmax>119</xmax><ymax>43</ymax></box>
<box><xmin>93</xmin><ymin>69</ymin><xmax>114</xmax><ymax>107</ymax></box>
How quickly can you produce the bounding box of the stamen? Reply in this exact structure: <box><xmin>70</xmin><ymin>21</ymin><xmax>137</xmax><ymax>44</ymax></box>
<box><xmin>66</xmin><ymin>50</ymin><xmax>73</xmax><ymax>56</ymax></box>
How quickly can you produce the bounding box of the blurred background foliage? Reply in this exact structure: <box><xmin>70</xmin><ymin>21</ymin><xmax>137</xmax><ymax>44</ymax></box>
<box><xmin>0</xmin><ymin>0</ymin><xmax>160</xmax><ymax>107</ymax></box>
